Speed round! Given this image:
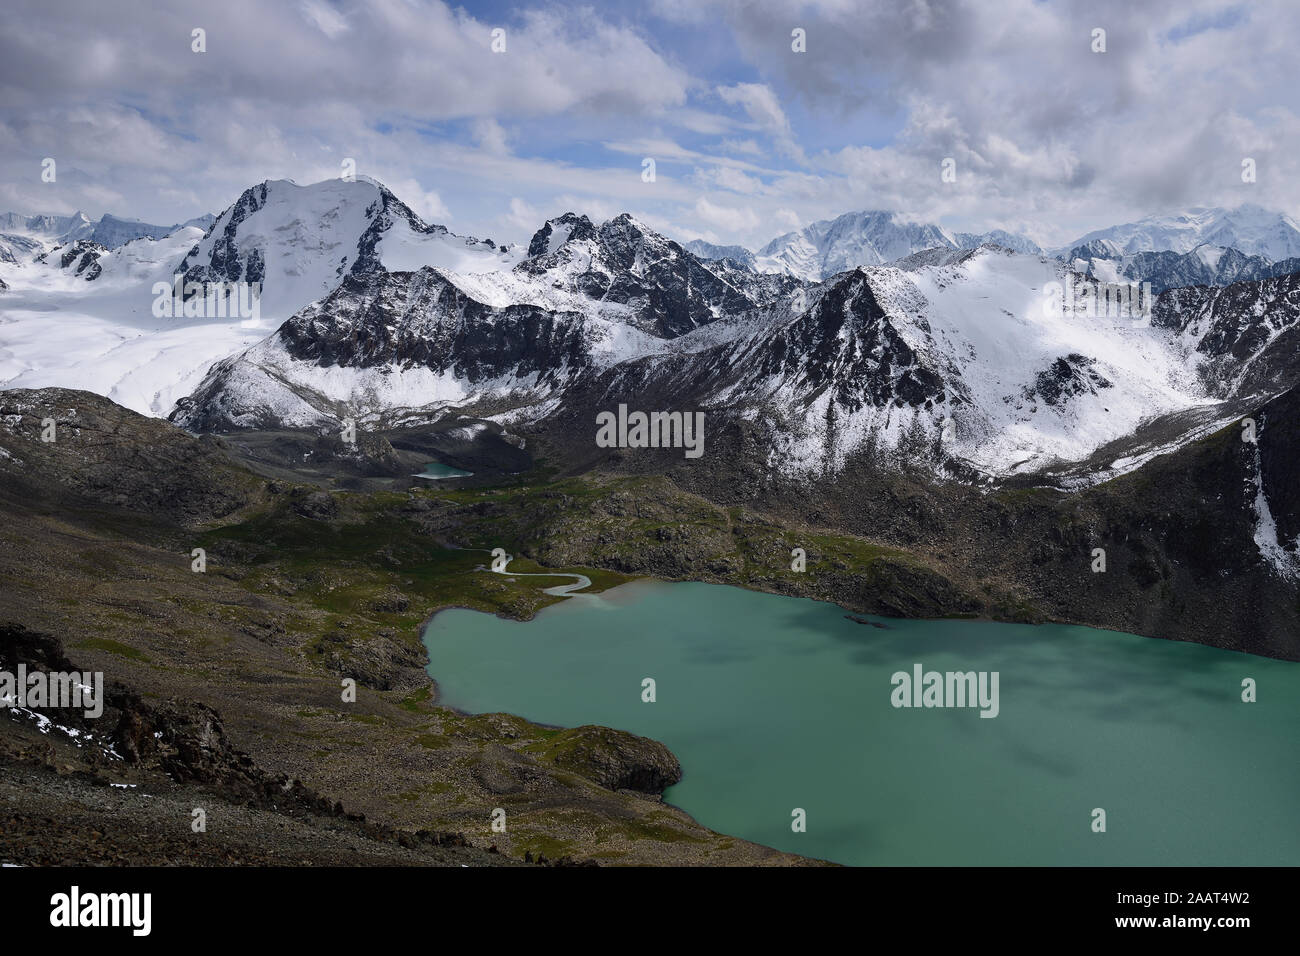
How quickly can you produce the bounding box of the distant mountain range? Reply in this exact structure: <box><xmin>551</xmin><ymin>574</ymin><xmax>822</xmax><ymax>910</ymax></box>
<box><xmin>742</xmin><ymin>211</ymin><xmax>1001</xmax><ymax>280</ymax></box>
<box><xmin>1063</xmin><ymin>242</ymin><xmax>1300</xmax><ymax>295</ymax></box>
<box><xmin>8</xmin><ymin>193</ymin><xmax>1300</xmax><ymax>291</ymax></box>
<box><xmin>0</xmin><ymin>209</ymin><xmax>215</xmax><ymax>262</ymax></box>
<box><xmin>1057</xmin><ymin>204</ymin><xmax>1300</xmax><ymax>261</ymax></box>
<box><xmin>682</xmin><ymin>204</ymin><xmax>1300</xmax><ymax>282</ymax></box>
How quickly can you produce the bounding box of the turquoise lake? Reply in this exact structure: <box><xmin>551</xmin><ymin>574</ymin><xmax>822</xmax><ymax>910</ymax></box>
<box><xmin>423</xmin><ymin>579</ymin><xmax>1300</xmax><ymax>865</ymax></box>
<box><xmin>413</xmin><ymin>461</ymin><xmax>472</xmax><ymax>480</ymax></box>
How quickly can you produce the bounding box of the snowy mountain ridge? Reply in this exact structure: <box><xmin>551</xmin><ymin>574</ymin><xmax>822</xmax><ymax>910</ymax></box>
<box><xmin>4</xmin><ymin>176</ymin><xmax>1300</xmax><ymax>493</ymax></box>
<box><xmin>679</xmin><ymin>204</ymin><xmax>1300</xmax><ymax>282</ymax></box>
<box><xmin>1054</xmin><ymin>204</ymin><xmax>1300</xmax><ymax>261</ymax></box>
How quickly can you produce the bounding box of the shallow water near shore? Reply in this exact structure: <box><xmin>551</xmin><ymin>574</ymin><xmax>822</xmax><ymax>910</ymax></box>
<box><xmin>423</xmin><ymin>579</ymin><xmax>1300</xmax><ymax>865</ymax></box>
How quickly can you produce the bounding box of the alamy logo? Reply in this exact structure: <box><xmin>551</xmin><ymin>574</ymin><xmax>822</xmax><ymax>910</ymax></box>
<box><xmin>1042</xmin><ymin>277</ymin><xmax>1152</xmax><ymax>323</ymax></box>
<box><xmin>0</xmin><ymin>666</ymin><xmax>103</xmax><ymax>718</ymax></box>
<box><xmin>890</xmin><ymin>663</ymin><xmax>1000</xmax><ymax>718</ymax></box>
<box><xmin>595</xmin><ymin>404</ymin><xmax>705</xmax><ymax>459</ymax></box>
<box><xmin>151</xmin><ymin>274</ymin><xmax>261</xmax><ymax>320</ymax></box>
<box><xmin>50</xmin><ymin>886</ymin><xmax>151</xmax><ymax>936</ymax></box>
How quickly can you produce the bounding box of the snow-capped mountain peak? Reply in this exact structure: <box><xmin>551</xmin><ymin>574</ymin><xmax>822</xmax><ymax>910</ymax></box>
<box><xmin>527</xmin><ymin>212</ymin><xmax>598</xmax><ymax>257</ymax></box>
<box><xmin>1058</xmin><ymin>204</ymin><xmax>1300</xmax><ymax>261</ymax></box>
<box><xmin>175</xmin><ymin>177</ymin><xmax>519</xmax><ymax>319</ymax></box>
<box><xmin>515</xmin><ymin>209</ymin><xmax>801</xmax><ymax>338</ymax></box>
<box><xmin>682</xmin><ymin>239</ymin><xmax>757</xmax><ymax>269</ymax></box>
<box><xmin>755</xmin><ymin>210</ymin><xmax>974</xmax><ymax>280</ymax></box>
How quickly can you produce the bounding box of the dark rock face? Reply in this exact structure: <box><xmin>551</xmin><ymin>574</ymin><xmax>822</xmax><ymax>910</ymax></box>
<box><xmin>1257</xmin><ymin>386</ymin><xmax>1300</xmax><ymax>555</ymax></box>
<box><xmin>1024</xmin><ymin>354</ymin><xmax>1112</xmax><ymax>407</ymax></box>
<box><xmin>1152</xmin><ymin>271</ymin><xmax>1300</xmax><ymax>394</ymax></box>
<box><xmin>532</xmin><ymin>725</ymin><xmax>682</xmax><ymax>795</ymax></box>
<box><xmin>351</xmin><ymin>186</ymin><xmax>456</xmax><ymax>274</ymax></box>
<box><xmin>0</xmin><ymin>388</ymin><xmax>260</xmax><ymax>525</ymax></box>
<box><xmin>179</xmin><ymin>181</ymin><xmax>272</xmax><ymax>288</ymax></box>
<box><xmin>0</xmin><ymin>622</ymin><xmax>340</xmax><ymax>816</ymax></box>
<box><xmin>35</xmin><ymin>239</ymin><xmax>105</xmax><ymax>280</ymax></box>
<box><xmin>518</xmin><ymin>212</ymin><xmax>801</xmax><ymax>338</ymax></box>
<box><xmin>753</xmin><ymin>269</ymin><xmax>946</xmax><ymax>412</ymax></box>
<box><xmin>526</xmin><ymin>212</ymin><xmax>598</xmax><ymax>258</ymax></box>
<box><xmin>276</xmin><ymin>268</ymin><xmax>598</xmax><ymax>382</ymax></box>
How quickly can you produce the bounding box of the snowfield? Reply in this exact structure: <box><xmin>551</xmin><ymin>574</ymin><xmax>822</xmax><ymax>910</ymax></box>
<box><xmin>0</xmin><ymin>228</ymin><xmax>272</xmax><ymax>418</ymax></box>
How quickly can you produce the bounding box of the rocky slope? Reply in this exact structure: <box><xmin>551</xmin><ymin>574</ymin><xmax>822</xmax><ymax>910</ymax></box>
<box><xmin>0</xmin><ymin>387</ymin><xmax>819</xmax><ymax>866</ymax></box>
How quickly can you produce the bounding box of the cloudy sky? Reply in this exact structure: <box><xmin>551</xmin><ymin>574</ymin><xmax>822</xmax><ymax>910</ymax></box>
<box><xmin>1</xmin><ymin>0</ymin><xmax>1296</xmax><ymax>250</ymax></box>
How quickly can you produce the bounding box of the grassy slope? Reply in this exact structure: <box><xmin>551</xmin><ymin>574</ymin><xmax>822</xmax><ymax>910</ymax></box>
<box><xmin>0</xmin><ymin>476</ymin><xmax>827</xmax><ymax>865</ymax></box>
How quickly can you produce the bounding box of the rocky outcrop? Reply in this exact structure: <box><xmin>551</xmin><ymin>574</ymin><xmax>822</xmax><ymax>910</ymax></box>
<box><xmin>0</xmin><ymin>622</ymin><xmax>340</xmax><ymax>816</ymax></box>
<box><xmin>0</xmin><ymin>388</ymin><xmax>261</xmax><ymax>525</ymax></box>
<box><xmin>312</xmin><ymin>623</ymin><xmax>429</xmax><ymax>693</ymax></box>
<box><xmin>532</xmin><ymin>725</ymin><xmax>682</xmax><ymax>796</ymax></box>
<box><xmin>35</xmin><ymin>238</ymin><xmax>105</xmax><ymax>279</ymax></box>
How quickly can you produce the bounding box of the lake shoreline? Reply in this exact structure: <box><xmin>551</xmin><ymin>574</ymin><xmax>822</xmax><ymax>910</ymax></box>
<box><xmin>422</xmin><ymin>577</ymin><xmax>1300</xmax><ymax>866</ymax></box>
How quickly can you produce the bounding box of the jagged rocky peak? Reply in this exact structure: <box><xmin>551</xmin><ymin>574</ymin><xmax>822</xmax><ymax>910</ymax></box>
<box><xmin>517</xmin><ymin>209</ymin><xmax>797</xmax><ymax>338</ymax></box>
<box><xmin>753</xmin><ymin>267</ymin><xmax>948</xmax><ymax>413</ymax></box>
<box><xmin>527</xmin><ymin>212</ymin><xmax>598</xmax><ymax>257</ymax></box>
<box><xmin>523</xmin><ymin>211</ymin><xmax>682</xmax><ymax>267</ymax></box>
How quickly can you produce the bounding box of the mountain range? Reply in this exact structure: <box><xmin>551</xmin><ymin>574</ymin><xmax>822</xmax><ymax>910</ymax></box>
<box><xmin>3</xmin><ymin>178</ymin><xmax>1299</xmax><ymax>493</ymax></box>
<box><xmin>0</xmin><ymin>179</ymin><xmax>1297</xmax><ymax>485</ymax></box>
<box><xmin>684</xmin><ymin>204</ymin><xmax>1300</xmax><ymax>282</ymax></box>
<box><xmin>0</xmin><ymin>209</ymin><xmax>216</xmax><ymax>265</ymax></box>
<box><xmin>3</xmin><ymin>174</ymin><xmax>1300</xmax><ymax>665</ymax></box>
